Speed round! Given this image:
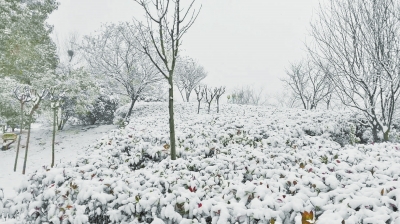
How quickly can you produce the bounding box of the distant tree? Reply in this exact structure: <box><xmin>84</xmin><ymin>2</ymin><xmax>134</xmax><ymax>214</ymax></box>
<box><xmin>81</xmin><ymin>23</ymin><xmax>162</xmax><ymax>120</ymax></box>
<box><xmin>134</xmin><ymin>0</ymin><xmax>201</xmax><ymax>160</ymax></box>
<box><xmin>308</xmin><ymin>0</ymin><xmax>400</xmax><ymax>141</ymax></box>
<box><xmin>283</xmin><ymin>60</ymin><xmax>332</xmax><ymax>110</ymax></box>
<box><xmin>215</xmin><ymin>86</ymin><xmax>226</xmax><ymax>113</ymax></box>
<box><xmin>194</xmin><ymin>85</ymin><xmax>205</xmax><ymax>114</ymax></box>
<box><xmin>175</xmin><ymin>57</ymin><xmax>207</xmax><ymax>102</ymax></box>
<box><xmin>204</xmin><ymin>86</ymin><xmax>218</xmax><ymax>114</ymax></box>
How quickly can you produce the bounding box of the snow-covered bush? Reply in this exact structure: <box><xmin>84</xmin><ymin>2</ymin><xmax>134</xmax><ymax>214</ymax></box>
<box><xmin>77</xmin><ymin>95</ymin><xmax>119</xmax><ymax>125</ymax></box>
<box><xmin>2</xmin><ymin>103</ymin><xmax>400</xmax><ymax>223</ymax></box>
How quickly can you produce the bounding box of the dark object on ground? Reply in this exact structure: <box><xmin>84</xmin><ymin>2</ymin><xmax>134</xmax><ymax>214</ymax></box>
<box><xmin>2</xmin><ymin>133</ymin><xmax>17</xmax><ymax>150</ymax></box>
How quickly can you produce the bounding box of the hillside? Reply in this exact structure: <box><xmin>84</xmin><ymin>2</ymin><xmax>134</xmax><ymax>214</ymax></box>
<box><xmin>1</xmin><ymin>103</ymin><xmax>399</xmax><ymax>224</ymax></box>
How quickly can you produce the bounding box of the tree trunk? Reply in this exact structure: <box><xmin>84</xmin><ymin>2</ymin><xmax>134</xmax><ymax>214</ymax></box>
<box><xmin>51</xmin><ymin>107</ymin><xmax>57</xmax><ymax>168</ymax></box>
<box><xmin>217</xmin><ymin>98</ymin><xmax>220</xmax><ymax>113</ymax></box>
<box><xmin>58</xmin><ymin>119</ymin><xmax>66</xmax><ymax>131</ymax></box>
<box><xmin>372</xmin><ymin>123</ymin><xmax>379</xmax><ymax>143</ymax></box>
<box><xmin>208</xmin><ymin>103</ymin><xmax>211</xmax><ymax>114</ymax></box>
<box><xmin>185</xmin><ymin>91</ymin><xmax>190</xmax><ymax>102</ymax></box>
<box><xmin>301</xmin><ymin>98</ymin><xmax>307</xmax><ymax>110</ymax></box>
<box><xmin>126</xmin><ymin>98</ymin><xmax>137</xmax><ymax>120</ymax></box>
<box><xmin>197</xmin><ymin>101</ymin><xmax>201</xmax><ymax>114</ymax></box>
<box><xmin>22</xmin><ymin>115</ymin><xmax>32</xmax><ymax>175</ymax></box>
<box><xmin>57</xmin><ymin>108</ymin><xmax>66</xmax><ymax>130</ymax></box>
<box><xmin>178</xmin><ymin>89</ymin><xmax>186</xmax><ymax>102</ymax></box>
<box><xmin>383</xmin><ymin>128</ymin><xmax>390</xmax><ymax>142</ymax></box>
<box><xmin>168</xmin><ymin>78</ymin><xmax>176</xmax><ymax>160</ymax></box>
<box><xmin>14</xmin><ymin>103</ymin><xmax>24</xmax><ymax>172</ymax></box>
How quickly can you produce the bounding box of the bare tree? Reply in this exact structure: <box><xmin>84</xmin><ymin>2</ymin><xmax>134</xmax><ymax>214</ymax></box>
<box><xmin>175</xmin><ymin>57</ymin><xmax>207</xmax><ymax>102</ymax></box>
<box><xmin>283</xmin><ymin>60</ymin><xmax>333</xmax><ymax>110</ymax></box>
<box><xmin>81</xmin><ymin>23</ymin><xmax>162</xmax><ymax>119</ymax></box>
<box><xmin>204</xmin><ymin>86</ymin><xmax>217</xmax><ymax>113</ymax></box>
<box><xmin>215</xmin><ymin>86</ymin><xmax>225</xmax><ymax>113</ymax></box>
<box><xmin>133</xmin><ymin>0</ymin><xmax>201</xmax><ymax>160</ymax></box>
<box><xmin>194</xmin><ymin>85</ymin><xmax>204</xmax><ymax>114</ymax></box>
<box><xmin>309</xmin><ymin>0</ymin><xmax>400</xmax><ymax>141</ymax></box>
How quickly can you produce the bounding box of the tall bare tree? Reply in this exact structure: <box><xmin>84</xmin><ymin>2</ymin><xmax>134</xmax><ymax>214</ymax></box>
<box><xmin>309</xmin><ymin>0</ymin><xmax>400</xmax><ymax>141</ymax></box>
<box><xmin>175</xmin><ymin>57</ymin><xmax>207</xmax><ymax>102</ymax></box>
<box><xmin>134</xmin><ymin>0</ymin><xmax>201</xmax><ymax>160</ymax></box>
<box><xmin>81</xmin><ymin>23</ymin><xmax>162</xmax><ymax>119</ymax></box>
<box><xmin>283</xmin><ymin>60</ymin><xmax>333</xmax><ymax>110</ymax></box>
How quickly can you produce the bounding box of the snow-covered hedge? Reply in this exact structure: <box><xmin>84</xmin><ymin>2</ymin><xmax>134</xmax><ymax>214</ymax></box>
<box><xmin>1</xmin><ymin>103</ymin><xmax>399</xmax><ymax>223</ymax></box>
<box><xmin>77</xmin><ymin>95</ymin><xmax>119</xmax><ymax>125</ymax></box>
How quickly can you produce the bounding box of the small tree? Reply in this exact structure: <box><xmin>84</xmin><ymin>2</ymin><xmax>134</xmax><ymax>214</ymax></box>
<box><xmin>48</xmin><ymin>87</ymin><xmax>63</xmax><ymax>168</ymax></box>
<box><xmin>134</xmin><ymin>0</ymin><xmax>201</xmax><ymax>160</ymax></box>
<box><xmin>204</xmin><ymin>86</ymin><xmax>218</xmax><ymax>114</ymax></box>
<box><xmin>22</xmin><ymin>88</ymin><xmax>48</xmax><ymax>175</ymax></box>
<box><xmin>175</xmin><ymin>57</ymin><xmax>207</xmax><ymax>102</ymax></box>
<box><xmin>13</xmin><ymin>86</ymin><xmax>31</xmax><ymax>172</ymax></box>
<box><xmin>194</xmin><ymin>85</ymin><xmax>205</xmax><ymax>114</ymax></box>
<box><xmin>283</xmin><ymin>60</ymin><xmax>332</xmax><ymax>110</ymax></box>
<box><xmin>215</xmin><ymin>86</ymin><xmax>225</xmax><ymax>113</ymax></box>
<box><xmin>81</xmin><ymin>23</ymin><xmax>161</xmax><ymax>120</ymax></box>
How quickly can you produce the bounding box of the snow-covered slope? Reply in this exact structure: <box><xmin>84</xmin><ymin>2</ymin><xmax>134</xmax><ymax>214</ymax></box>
<box><xmin>0</xmin><ymin>103</ymin><xmax>399</xmax><ymax>224</ymax></box>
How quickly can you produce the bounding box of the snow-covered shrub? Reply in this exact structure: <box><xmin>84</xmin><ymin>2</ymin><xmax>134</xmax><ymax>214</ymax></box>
<box><xmin>77</xmin><ymin>95</ymin><xmax>119</xmax><ymax>125</ymax></box>
<box><xmin>2</xmin><ymin>103</ymin><xmax>400</xmax><ymax>223</ymax></box>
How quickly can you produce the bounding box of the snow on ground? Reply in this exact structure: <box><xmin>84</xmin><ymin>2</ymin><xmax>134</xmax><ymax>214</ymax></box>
<box><xmin>0</xmin><ymin>102</ymin><xmax>399</xmax><ymax>223</ymax></box>
<box><xmin>0</xmin><ymin>123</ymin><xmax>117</xmax><ymax>200</ymax></box>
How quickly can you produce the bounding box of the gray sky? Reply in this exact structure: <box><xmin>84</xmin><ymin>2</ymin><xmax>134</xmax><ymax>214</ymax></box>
<box><xmin>48</xmin><ymin>0</ymin><xmax>321</xmax><ymax>95</ymax></box>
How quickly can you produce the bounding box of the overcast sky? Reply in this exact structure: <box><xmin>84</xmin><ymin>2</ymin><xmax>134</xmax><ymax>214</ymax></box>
<box><xmin>48</xmin><ymin>0</ymin><xmax>321</xmax><ymax>95</ymax></box>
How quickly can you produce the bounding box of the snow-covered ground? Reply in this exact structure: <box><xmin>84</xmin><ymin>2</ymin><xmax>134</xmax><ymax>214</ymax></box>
<box><xmin>0</xmin><ymin>123</ymin><xmax>116</xmax><ymax>200</ymax></box>
<box><xmin>0</xmin><ymin>103</ymin><xmax>399</xmax><ymax>223</ymax></box>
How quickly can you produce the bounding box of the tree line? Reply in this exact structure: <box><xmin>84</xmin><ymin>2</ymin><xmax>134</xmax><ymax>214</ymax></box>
<box><xmin>283</xmin><ymin>0</ymin><xmax>400</xmax><ymax>143</ymax></box>
<box><xmin>0</xmin><ymin>0</ymin><xmax>205</xmax><ymax>168</ymax></box>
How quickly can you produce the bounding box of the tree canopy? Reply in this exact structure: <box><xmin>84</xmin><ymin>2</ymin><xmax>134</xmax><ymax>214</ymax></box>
<box><xmin>0</xmin><ymin>0</ymin><xmax>59</xmax><ymax>85</ymax></box>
